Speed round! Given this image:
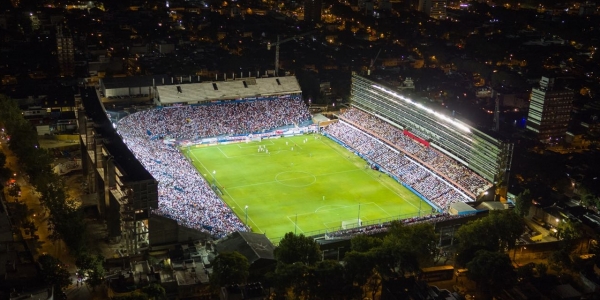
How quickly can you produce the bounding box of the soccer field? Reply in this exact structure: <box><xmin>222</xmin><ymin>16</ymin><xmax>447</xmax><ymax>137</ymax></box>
<box><xmin>186</xmin><ymin>134</ymin><xmax>431</xmax><ymax>241</ymax></box>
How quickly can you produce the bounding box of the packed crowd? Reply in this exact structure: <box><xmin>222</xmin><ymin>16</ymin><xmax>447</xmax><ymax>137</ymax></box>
<box><xmin>117</xmin><ymin>99</ymin><xmax>311</xmax><ymax>237</ymax></box>
<box><xmin>325</xmin><ymin>213</ymin><xmax>462</xmax><ymax>240</ymax></box>
<box><xmin>125</xmin><ymin>98</ymin><xmax>311</xmax><ymax>140</ymax></box>
<box><xmin>325</xmin><ymin>121</ymin><xmax>469</xmax><ymax>210</ymax></box>
<box><xmin>340</xmin><ymin>108</ymin><xmax>492</xmax><ymax>196</ymax></box>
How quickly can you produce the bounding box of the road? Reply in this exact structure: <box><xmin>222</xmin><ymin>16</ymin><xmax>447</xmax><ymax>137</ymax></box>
<box><xmin>0</xmin><ymin>138</ymin><xmax>109</xmax><ymax>299</ymax></box>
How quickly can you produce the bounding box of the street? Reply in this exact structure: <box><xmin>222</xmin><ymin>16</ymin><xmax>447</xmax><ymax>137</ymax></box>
<box><xmin>1</xmin><ymin>139</ymin><xmax>109</xmax><ymax>299</ymax></box>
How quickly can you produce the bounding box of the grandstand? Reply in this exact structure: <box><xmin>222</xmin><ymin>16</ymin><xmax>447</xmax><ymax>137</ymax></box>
<box><xmin>82</xmin><ymin>73</ymin><xmax>509</xmax><ymax>246</ymax></box>
<box><xmin>154</xmin><ymin>77</ymin><xmax>302</xmax><ymax>106</ymax></box>
<box><xmin>349</xmin><ymin>74</ymin><xmax>513</xmax><ymax>193</ymax></box>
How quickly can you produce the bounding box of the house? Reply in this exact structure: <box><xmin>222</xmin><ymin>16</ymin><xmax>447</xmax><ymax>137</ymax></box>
<box><xmin>215</xmin><ymin>232</ymin><xmax>276</xmax><ymax>273</ymax></box>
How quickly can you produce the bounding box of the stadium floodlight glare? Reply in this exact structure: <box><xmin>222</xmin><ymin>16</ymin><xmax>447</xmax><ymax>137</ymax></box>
<box><xmin>371</xmin><ymin>85</ymin><xmax>471</xmax><ymax>133</ymax></box>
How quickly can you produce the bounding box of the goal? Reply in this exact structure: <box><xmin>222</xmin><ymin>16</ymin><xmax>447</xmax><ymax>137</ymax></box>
<box><xmin>341</xmin><ymin>219</ymin><xmax>362</xmax><ymax>230</ymax></box>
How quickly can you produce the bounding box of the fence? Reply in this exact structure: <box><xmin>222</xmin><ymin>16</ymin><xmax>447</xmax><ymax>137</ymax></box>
<box><xmin>268</xmin><ymin>212</ymin><xmax>461</xmax><ymax>245</ymax></box>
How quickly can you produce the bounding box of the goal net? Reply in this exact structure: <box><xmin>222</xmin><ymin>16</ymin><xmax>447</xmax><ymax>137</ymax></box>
<box><xmin>342</xmin><ymin>219</ymin><xmax>362</xmax><ymax>230</ymax></box>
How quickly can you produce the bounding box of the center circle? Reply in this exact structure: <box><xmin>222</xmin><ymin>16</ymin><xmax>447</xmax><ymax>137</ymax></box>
<box><xmin>275</xmin><ymin>171</ymin><xmax>317</xmax><ymax>187</ymax></box>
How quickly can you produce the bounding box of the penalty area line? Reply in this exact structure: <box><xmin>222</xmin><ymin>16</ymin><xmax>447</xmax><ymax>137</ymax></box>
<box><xmin>287</xmin><ymin>215</ymin><xmax>305</xmax><ymax>234</ymax></box>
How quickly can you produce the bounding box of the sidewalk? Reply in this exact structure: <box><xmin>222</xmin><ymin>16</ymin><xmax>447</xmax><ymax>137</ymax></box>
<box><xmin>1</xmin><ymin>142</ymin><xmax>75</xmax><ymax>266</ymax></box>
<box><xmin>1</xmin><ymin>140</ymin><xmax>123</xmax><ymax>299</ymax></box>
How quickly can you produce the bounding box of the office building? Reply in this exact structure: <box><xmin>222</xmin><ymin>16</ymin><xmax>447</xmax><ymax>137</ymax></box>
<box><xmin>418</xmin><ymin>0</ymin><xmax>447</xmax><ymax>19</ymax></box>
<box><xmin>56</xmin><ymin>26</ymin><xmax>75</xmax><ymax>77</ymax></box>
<box><xmin>304</xmin><ymin>0</ymin><xmax>322</xmax><ymax>24</ymax></box>
<box><xmin>526</xmin><ymin>77</ymin><xmax>574</xmax><ymax>141</ymax></box>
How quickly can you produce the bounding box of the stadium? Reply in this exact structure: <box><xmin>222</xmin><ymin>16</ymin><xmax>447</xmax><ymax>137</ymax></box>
<box><xmin>84</xmin><ymin>74</ymin><xmax>513</xmax><ymax>246</ymax></box>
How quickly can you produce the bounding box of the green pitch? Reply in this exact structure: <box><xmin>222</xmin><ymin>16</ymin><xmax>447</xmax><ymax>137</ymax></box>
<box><xmin>186</xmin><ymin>134</ymin><xmax>430</xmax><ymax>242</ymax></box>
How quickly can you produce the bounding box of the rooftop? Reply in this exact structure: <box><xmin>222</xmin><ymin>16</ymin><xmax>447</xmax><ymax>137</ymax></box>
<box><xmin>215</xmin><ymin>232</ymin><xmax>275</xmax><ymax>264</ymax></box>
<box><xmin>156</xmin><ymin>76</ymin><xmax>301</xmax><ymax>104</ymax></box>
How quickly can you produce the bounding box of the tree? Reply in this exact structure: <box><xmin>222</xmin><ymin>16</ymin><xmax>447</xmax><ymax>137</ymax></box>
<box><xmin>343</xmin><ymin>251</ymin><xmax>375</xmax><ymax>298</ymax></box>
<box><xmin>210</xmin><ymin>251</ymin><xmax>249</xmax><ymax>288</ymax></box>
<box><xmin>38</xmin><ymin>254</ymin><xmax>72</xmax><ymax>291</ymax></box>
<box><xmin>556</xmin><ymin>219</ymin><xmax>582</xmax><ymax>251</ymax></box>
<box><xmin>0</xmin><ymin>152</ymin><xmax>12</xmax><ymax>190</ymax></box>
<box><xmin>273</xmin><ymin>262</ymin><xmax>312</xmax><ymax>298</ymax></box>
<box><xmin>466</xmin><ymin>250</ymin><xmax>516</xmax><ymax>295</ymax></box>
<box><xmin>21</xmin><ymin>148</ymin><xmax>54</xmax><ymax>188</ymax></box>
<box><xmin>76</xmin><ymin>254</ymin><xmax>105</xmax><ymax>290</ymax></box>
<box><xmin>141</xmin><ymin>283</ymin><xmax>166</xmax><ymax>300</ymax></box>
<box><xmin>7</xmin><ymin>183</ymin><xmax>21</xmax><ymax>201</ymax></box>
<box><xmin>548</xmin><ymin>248</ymin><xmax>571</xmax><ymax>272</ymax></box>
<box><xmin>516</xmin><ymin>263</ymin><xmax>535</xmax><ymax>282</ymax></box>
<box><xmin>312</xmin><ymin>260</ymin><xmax>348</xmax><ymax>300</ymax></box>
<box><xmin>113</xmin><ymin>292</ymin><xmax>149</xmax><ymax>300</ymax></box>
<box><xmin>487</xmin><ymin>210</ymin><xmax>525</xmax><ymax>251</ymax></box>
<box><xmin>274</xmin><ymin>232</ymin><xmax>321</xmax><ymax>265</ymax></box>
<box><xmin>376</xmin><ymin>236</ymin><xmax>420</xmax><ymax>277</ymax></box>
<box><xmin>514</xmin><ymin>189</ymin><xmax>532</xmax><ymax>217</ymax></box>
<box><xmin>0</xmin><ymin>95</ymin><xmax>88</xmax><ymax>255</ymax></box>
<box><xmin>536</xmin><ymin>263</ymin><xmax>548</xmax><ymax>277</ymax></box>
<box><xmin>8</xmin><ymin>201</ymin><xmax>30</xmax><ymax>225</ymax></box>
<box><xmin>456</xmin><ymin>218</ymin><xmax>499</xmax><ymax>253</ymax></box>
<box><xmin>581</xmin><ymin>193</ymin><xmax>600</xmax><ymax>209</ymax></box>
<box><xmin>386</xmin><ymin>222</ymin><xmax>437</xmax><ymax>267</ymax></box>
<box><xmin>456</xmin><ymin>210</ymin><xmax>524</xmax><ymax>256</ymax></box>
<box><xmin>351</xmin><ymin>234</ymin><xmax>382</xmax><ymax>252</ymax></box>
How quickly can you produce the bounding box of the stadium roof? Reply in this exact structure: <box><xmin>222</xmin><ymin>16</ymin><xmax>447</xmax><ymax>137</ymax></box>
<box><xmin>156</xmin><ymin>76</ymin><xmax>302</xmax><ymax>104</ymax></box>
<box><xmin>80</xmin><ymin>87</ymin><xmax>154</xmax><ymax>182</ymax></box>
<box><xmin>101</xmin><ymin>76</ymin><xmax>156</xmax><ymax>89</ymax></box>
<box><xmin>101</xmin><ymin>75</ymin><xmax>204</xmax><ymax>90</ymax></box>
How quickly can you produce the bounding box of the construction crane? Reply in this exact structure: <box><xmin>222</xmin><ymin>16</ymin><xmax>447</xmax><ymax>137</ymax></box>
<box><xmin>367</xmin><ymin>48</ymin><xmax>382</xmax><ymax>76</ymax></box>
<box><xmin>267</xmin><ymin>30</ymin><xmax>317</xmax><ymax>77</ymax></box>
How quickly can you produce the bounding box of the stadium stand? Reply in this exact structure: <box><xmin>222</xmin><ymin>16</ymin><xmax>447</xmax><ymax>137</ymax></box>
<box><xmin>115</xmin><ymin>99</ymin><xmax>487</xmax><ymax>239</ymax></box>
<box><xmin>116</xmin><ymin>99</ymin><xmax>311</xmax><ymax>238</ymax></box>
<box><xmin>339</xmin><ymin>108</ymin><xmax>492</xmax><ymax>197</ymax></box>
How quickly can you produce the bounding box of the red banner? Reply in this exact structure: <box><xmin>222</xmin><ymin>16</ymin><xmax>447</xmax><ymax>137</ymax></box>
<box><xmin>403</xmin><ymin>130</ymin><xmax>430</xmax><ymax>147</ymax></box>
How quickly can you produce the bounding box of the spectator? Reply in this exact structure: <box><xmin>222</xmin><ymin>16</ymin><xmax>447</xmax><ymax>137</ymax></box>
<box><xmin>117</xmin><ymin>98</ymin><xmax>311</xmax><ymax>238</ymax></box>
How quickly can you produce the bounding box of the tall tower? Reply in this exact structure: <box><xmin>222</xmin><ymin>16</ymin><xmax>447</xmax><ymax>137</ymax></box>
<box><xmin>418</xmin><ymin>0</ymin><xmax>446</xmax><ymax>19</ymax></box>
<box><xmin>430</xmin><ymin>0</ymin><xmax>447</xmax><ymax>19</ymax></box>
<box><xmin>304</xmin><ymin>0</ymin><xmax>322</xmax><ymax>24</ymax></box>
<box><xmin>526</xmin><ymin>77</ymin><xmax>574</xmax><ymax>141</ymax></box>
<box><xmin>56</xmin><ymin>26</ymin><xmax>75</xmax><ymax>77</ymax></box>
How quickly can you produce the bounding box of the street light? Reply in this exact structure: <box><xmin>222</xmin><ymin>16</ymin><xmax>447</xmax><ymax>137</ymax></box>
<box><xmin>245</xmin><ymin>205</ymin><xmax>249</xmax><ymax>228</ymax></box>
<box><xmin>357</xmin><ymin>203</ymin><xmax>361</xmax><ymax>228</ymax></box>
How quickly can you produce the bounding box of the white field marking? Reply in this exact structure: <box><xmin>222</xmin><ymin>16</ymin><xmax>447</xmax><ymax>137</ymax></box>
<box><xmin>226</xmin><ymin>168</ymin><xmax>359</xmax><ymax>190</ymax></box>
<box><xmin>287</xmin><ymin>203</ymin><xmax>374</xmax><ymax>229</ymax></box>
<box><xmin>374</xmin><ymin>203</ymin><xmax>393</xmax><ymax>217</ymax></box>
<box><xmin>274</xmin><ymin>171</ymin><xmax>316</xmax><ymax>187</ymax></box>
<box><xmin>191</xmin><ymin>151</ymin><xmax>264</xmax><ymax>234</ymax></box>
<box><xmin>359</xmin><ymin>164</ymin><xmax>421</xmax><ymax>211</ymax></box>
<box><xmin>222</xmin><ymin>187</ymin><xmax>265</xmax><ymax>234</ymax></box>
<box><xmin>236</xmin><ymin>140</ymin><xmax>275</xmax><ymax>148</ymax></box>
<box><xmin>314</xmin><ymin>205</ymin><xmax>348</xmax><ymax>212</ymax></box>
<box><xmin>217</xmin><ymin>147</ymin><xmax>230</xmax><ymax>158</ymax></box>
<box><xmin>309</xmin><ymin>202</ymin><xmax>374</xmax><ymax>214</ymax></box>
<box><xmin>286</xmin><ymin>215</ymin><xmax>305</xmax><ymax>234</ymax></box>
<box><xmin>319</xmin><ymin>136</ymin><xmax>421</xmax><ymax>212</ymax></box>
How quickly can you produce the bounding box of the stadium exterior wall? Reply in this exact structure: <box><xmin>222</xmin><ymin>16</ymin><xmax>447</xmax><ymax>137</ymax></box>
<box><xmin>350</xmin><ymin>74</ymin><xmax>513</xmax><ymax>185</ymax></box>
